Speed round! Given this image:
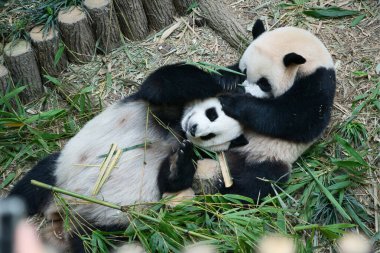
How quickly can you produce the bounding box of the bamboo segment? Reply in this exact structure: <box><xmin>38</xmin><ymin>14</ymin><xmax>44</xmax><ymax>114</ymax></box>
<box><xmin>58</xmin><ymin>6</ymin><xmax>96</xmax><ymax>63</ymax></box>
<box><xmin>30</xmin><ymin>25</ymin><xmax>68</xmax><ymax>76</ymax></box>
<box><xmin>84</xmin><ymin>0</ymin><xmax>122</xmax><ymax>53</ymax></box>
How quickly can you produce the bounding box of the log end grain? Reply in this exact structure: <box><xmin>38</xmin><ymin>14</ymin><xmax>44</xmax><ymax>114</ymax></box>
<box><xmin>30</xmin><ymin>25</ymin><xmax>57</xmax><ymax>42</ymax></box>
<box><xmin>84</xmin><ymin>0</ymin><xmax>109</xmax><ymax>9</ymax></box>
<box><xmin>58</xmin><ymin>6</ymin><xmax>87</xmax><ymax>24</ymax></box>
<box><xmin>4</xmin><ymin>40</ymin><xmax>32</xmax><ymax>57</ymax></box>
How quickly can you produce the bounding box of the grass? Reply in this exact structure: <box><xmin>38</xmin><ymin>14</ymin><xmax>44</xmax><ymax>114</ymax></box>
<box><xmin>1</xmin><ymin>0</ymin><xmax>379</xmax><ymax>252</ymax></box>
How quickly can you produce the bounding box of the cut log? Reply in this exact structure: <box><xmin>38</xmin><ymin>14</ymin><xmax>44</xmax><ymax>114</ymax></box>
<box><xmin>113</xmin><ymin>0</ymin><xmax>149</xmax><ymax>40</ymax></box>
<box><xmin>4</xmin><ymin>40</ymin><xmax>43</xmax><ymax>101</ymax></box>
<box><xmin>84</xmin><ymin>0</ymin><xmax>122</xmax><ymax>53</ymax></box>
<box><xmin>58</xmin><ymin>6</ymin><xmax>96</xmax><ymax>63</ymax></box>
<box><xmin>173</xmin><ymin>0</ymin><xmax>192</xmax><ymax>16</ymax></box>
<box><xmin>30</xmin><ymin>25</ymin><xmax>68</xmax><ymax>76</ymax></box>
<box><xmin>0</xmin><ymin>65</ymin><xmax>11</xmax><ymax>95</ymax></box>
<box><xmin>198</xmin><ymin>0</ymin><xmax>249</xmax><ymax>50</ymax></box>
<box><xmin>142</xmin><ymin>0</ymin><xmax>176</xmax><ymax>31</ymax></box>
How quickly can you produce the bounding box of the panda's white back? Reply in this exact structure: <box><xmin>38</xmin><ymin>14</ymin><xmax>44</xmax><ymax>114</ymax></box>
<box><xmin>54</xmin><ymin>100</ymin><xmax>177</xmax><ymax>226</ymax></box>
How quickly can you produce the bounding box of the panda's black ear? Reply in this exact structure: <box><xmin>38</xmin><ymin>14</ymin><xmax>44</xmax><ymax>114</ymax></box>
<box><xmin>252</xmin><ymin>19</ymin><xmax>265</xmax><ymax>40</ymax></box>
<box><xmin>283</xmin><ymin>53</ymin><xmax>306</xmax><ymax>67</ymax></box>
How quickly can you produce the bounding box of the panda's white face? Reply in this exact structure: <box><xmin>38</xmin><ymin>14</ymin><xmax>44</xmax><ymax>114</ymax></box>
<box><xmin>181</xmin><ymin>98</ymin><xmax>243</xmax><ymax>151</ymax></box>
<box><xmin>239</xmin><ymin>26</ymin><xmax>334</xmax><ymax>98</ymax></box>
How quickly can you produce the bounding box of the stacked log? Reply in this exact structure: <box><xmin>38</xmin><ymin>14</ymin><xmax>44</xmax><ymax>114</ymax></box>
<box><xmin>142</xmin><ymin>0</ymin><xmax>176</xmax><ymax>31</ymax></box>
<box><xmin>58</xmin><ymin>6</ymin><xmax>96</xmax><ymax>63</ymax></box>
<box><xmin>30</xmin><ymin>25</ymin><xmax>68</xmax><ymax>76</ymax></box>
<box><xmin>84</xmin><ymin>0</ymin><xmax>122</xmax><ymax>53</ymax></box>
<box><xmin>0</xmin><ymin>65</ymin><xmax>11</xmax><ymax>95</ymax></box>
<box><xmin>113</xmin><ymin>0</ymin><xmax>149</xmax><ymax>40</ymax></box>
<box><xmin>4</xmin><ymin>40</ymin><xmax>43</xmax><ymax>101</ymax></box>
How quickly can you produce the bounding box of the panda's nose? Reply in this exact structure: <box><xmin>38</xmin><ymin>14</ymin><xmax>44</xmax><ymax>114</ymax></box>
<box><xmin>189</xmin><ymin>124</ymin><xmax>197</xmax><ymax>137</ymax></box>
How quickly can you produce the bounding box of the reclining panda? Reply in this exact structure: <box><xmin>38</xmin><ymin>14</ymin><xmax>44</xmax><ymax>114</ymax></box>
<box><xmin>9</xmin><ymin>19</ymin><xmax>336</xmax><ymax>252</ymax></box>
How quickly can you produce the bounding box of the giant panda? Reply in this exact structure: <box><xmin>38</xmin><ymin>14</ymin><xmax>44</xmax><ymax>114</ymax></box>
<box><xmin>9</xmin><ymin>62</ymin><xmax>246</xmax><ymax>252</ymax></box>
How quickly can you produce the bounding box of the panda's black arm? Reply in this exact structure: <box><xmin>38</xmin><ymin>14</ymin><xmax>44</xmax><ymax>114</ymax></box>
<box><xmin>221</xmin><ymin>158</ymin><xmax>290</xmax><ymax>202</ymax></box>
<box><xmin>219</xmin><ymin>68</ymin><xmax>336</xmax><ymax>143</ymax></box>
<box><xmin>157</xmin><ymin>141</ymin><xmax>197</xmax><ymax>193</ymax></box>
<box><xmin>134</xmin><ymin>62</ymin><xmax>244</xmax><ymax>106</ymax></box>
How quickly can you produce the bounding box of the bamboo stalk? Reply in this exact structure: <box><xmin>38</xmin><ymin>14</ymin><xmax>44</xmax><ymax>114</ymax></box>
<box><xmin>218</xmin><ymin>152</ymin><xmax>233</xmax><ymax>188</ymax></box>
<box><xmin>92</xmin><ymin>143</ymin><xmax>118</xmax><ymax>195</ymax></box>
<box><xmin>98</xmin><ymin>148</ymin><xmax>122</xmax><ymax>189</ymax></box>
<box><xmin>31</xmin><ymin>180</ymin><xmax>121</xmax><ymax>210</ymax></box>
<box><xmin>31</xmin><ymin>180</ymin><xmax>215</xmax><ymax>241</ymax></box>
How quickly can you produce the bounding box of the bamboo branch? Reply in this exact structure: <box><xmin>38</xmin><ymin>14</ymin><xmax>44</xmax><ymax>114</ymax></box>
<box><xmin>31</xmin><ymin>180</ymin><xmax>121</xmax><ymax>210</ymax></box>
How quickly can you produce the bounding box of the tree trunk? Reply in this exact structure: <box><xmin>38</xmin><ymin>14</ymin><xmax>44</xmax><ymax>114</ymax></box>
<box><xmin>198</xmin><ymin>0</ymin><xmax>248</xmax><ymax>51</ymax></box>
<box><xmin>173</xmin><ymin>0</ymin><xmax>192</xmax><ymax>16</ymax></box>
<box><xmin>84</xmin><ymin>0</ymin><xmax>122</xmax><ymax>53</ymax></box>
<box><xmin>4</xmin><ymin>40</ymin><xmax>43</xmax><ymax>101</ymax></box>
<box><xmin>0</xmin><ymin>65</ymin><xmax>11</xmax><ymax>96</ymax></box>
<box><xmin>58</xmin><ymin>6</ymin><xmax>96</xmax><ymax>63</ymax></box>
<box><xmin>113</xmin><ymin>0</ymin><xmax>149</xmax><ymax>40</ymax></box>
<box><xmin>142</xmin><ymin>0</ymin><xmax>176</xmax><ymax>31</ymax></box>
<box><xmin>30</xmin><ymin>25</ymin><xmax>68</xmax><ymax>76</ymax></box>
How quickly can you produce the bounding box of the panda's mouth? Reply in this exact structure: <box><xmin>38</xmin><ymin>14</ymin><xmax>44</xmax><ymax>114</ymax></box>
<box><xmin>200</xmin><ymin>133</ymin><xmax>216</xmax><ymax>141</ymax></box>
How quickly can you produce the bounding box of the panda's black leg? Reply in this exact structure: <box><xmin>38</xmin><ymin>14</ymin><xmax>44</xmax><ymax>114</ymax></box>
<box><xmin>221</xmin><ymin>159</ymin><xmax>290</xmax><ymax>203</ymax></box>
<box><xmin>157</xmin><ymin>140</ymin><xmax>196</xmax><ymax>193</ymax></box>
<box><xmin>8</xmin><ymin>153</ymin><xmax>60</xmax><ymax>216</ymax></box>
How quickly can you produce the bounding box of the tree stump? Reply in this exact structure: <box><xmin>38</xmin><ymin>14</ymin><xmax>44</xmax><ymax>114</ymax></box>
<box><xmin>173</xmin><ymin>0</ymin><xmax>192</xmax><ymax>16</ymax></box>
<box><xmin>58</xmin><ymin>6</ymin><xmax>96</xmax><ymax>63</ymax></box>
<box><xmin>30</xmin><ymin>25</ymin><xmax>68</xmax><ymax>76</ymax></box>
<box><xmin>142</xmin><ymin>0</ymin><xmax>176</xmax><ymax>31</ymax></box>
<box><xmin>4</xmin><ymin>40</ymin><xmax>43</xmax><ymax>101</ymax></box>
<box><xmin>84</xmin><ymin>0</ymin><xmax>122</xmax><ymax>53</ymax></box>
<box><xmin>113</xmin><ymin>0</ymin><xmax>149</xmax><ymax>40</ymax></box>
<box><xmin>0</xmin><ymin>65</ymin><xmax>11</xmax><ymax>96</ymax></box>
<box><xmin>198</xmin><ymin>0</ymin><xmax>248</xmax><ymax>51</ymax></box>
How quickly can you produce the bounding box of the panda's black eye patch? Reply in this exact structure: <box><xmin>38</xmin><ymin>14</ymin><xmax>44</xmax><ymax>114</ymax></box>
<box><xmin>256</xmin><ymin>77</ymin><xmax>272</xmax><ymax>92</ymax></box>
<box><xmin>205</xmin><ymin>107</ymin><xmax>218</xmax><ymax>122</ymax></box>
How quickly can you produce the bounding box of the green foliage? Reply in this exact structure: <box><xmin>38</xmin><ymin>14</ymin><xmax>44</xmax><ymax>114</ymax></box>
<box><xmin>303</xmin><ymin>7</ymin><xmax>359</xmax><ymax>19</ymax></box>
<box><xmin>0</xmin><ymin>0</ymin><xmax>83</xmax><ymax>43</ymax></box>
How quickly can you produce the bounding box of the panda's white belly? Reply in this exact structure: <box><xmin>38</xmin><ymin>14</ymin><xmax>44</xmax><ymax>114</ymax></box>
<box><xmin>54</xmin><ymin>100</ymin><xmax>177</xmax><ymax>225</ymax></box>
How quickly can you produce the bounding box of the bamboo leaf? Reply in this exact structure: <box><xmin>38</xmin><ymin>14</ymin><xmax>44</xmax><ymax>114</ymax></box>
<box><xmin>350</xmin><ymin>14</ymin><xmax>365</xmax><ymax>27</ymax></box>
<box><xmin>303</xmin><ymin>166</ymin><xmax>351</xmax><ymax>221</ymax></box>
<box><xmin>0</xmin><ymin>172</ymin><xmax>16</xmax><ymax>189</ymax></box>
<box><xmin>0</xmin><ymin>86</ymin><xmax>26</xmax><ymax>104</ymax></box>
<box><xmin>303</xmin><ymin>7</ymin><xmax>359</xmax><ymax>19</ymax></box>
<box><xmin>54</xmin><ymin>42</ymin><xmax>65</xmax><ymax>66</ymax></box>
<box><xmin>334</xmin><ymin>135</ymin><xmax>367</xmax><ymax>166</ymax></box>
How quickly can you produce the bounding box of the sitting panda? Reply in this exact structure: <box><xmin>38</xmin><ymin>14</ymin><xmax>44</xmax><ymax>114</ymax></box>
<box><xmin>156</xmin><ymin>19</ymin><xmax>336</xmax><ymax>201</ymax></box>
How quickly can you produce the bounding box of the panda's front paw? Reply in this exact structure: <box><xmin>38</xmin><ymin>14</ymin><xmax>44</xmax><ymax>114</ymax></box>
<box><xmin>178</xmin><ymin>140</ymin><xmax>193</xmax><ymax>161</ymax></box>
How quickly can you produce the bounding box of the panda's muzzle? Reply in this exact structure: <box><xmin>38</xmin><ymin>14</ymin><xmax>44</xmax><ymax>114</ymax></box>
<box><xmin>188</xmin><ymin>124</ymin><xmax>216</xmax><ymax>140</ymax></box>
<box><xmin>200</xmin><ymin>133</ymin><xmax>216</xmax><ymax>141</ymax></box>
